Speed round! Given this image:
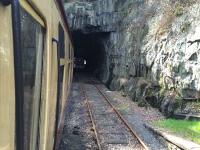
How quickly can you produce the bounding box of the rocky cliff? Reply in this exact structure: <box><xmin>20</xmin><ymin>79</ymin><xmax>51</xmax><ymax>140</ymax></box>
<box><xmin>64</xmin><ymin>0</ymin><xmax>200</xmax><ymax>116</ymax></box>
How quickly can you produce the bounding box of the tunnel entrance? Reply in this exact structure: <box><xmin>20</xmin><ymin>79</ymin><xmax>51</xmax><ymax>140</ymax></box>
<box><xmin>72</xmin><ymin>31</ymin><xmax>109</xmax><ymax>78</ymax></box>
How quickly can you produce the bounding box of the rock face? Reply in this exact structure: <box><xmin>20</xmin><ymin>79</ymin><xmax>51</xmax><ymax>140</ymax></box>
<box><xmin>65</xmin><ymin>0</ymin><xmax>120</xmax><ymax>33</ymax></box>
<box><xmin>64</xmin><ymin>0</ymin><xmax>200</xmax><ymax>116</ymax></box>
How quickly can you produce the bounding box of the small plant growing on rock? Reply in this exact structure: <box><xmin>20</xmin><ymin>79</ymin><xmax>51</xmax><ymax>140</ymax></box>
<box><xmin>179</xmin><ymin>0</ymin><xmax>197</xmax><ymax>7</ymax></box>
<box><xmin>174</xmin><ymin>94</ymin><xmax>182</xmax><ymax>108</ymax></box>
<box><xmin>138</xmin><ymin>98</ymin><xmax>150</xmax><ymax>109</ymax></box>
<box><xmin>181</xmin><ymin>22</ymin><xmax>191</xmax><ymax>33</ymax></box>
<box><xmin>174</xmin><ymin>3</ymin><xmax>184</xmax><ymax>17</ymax></box>
<box><xmin>159</xmin><ymin>88</ymin><xmax>166</xmax><ymax>97</ymax></box>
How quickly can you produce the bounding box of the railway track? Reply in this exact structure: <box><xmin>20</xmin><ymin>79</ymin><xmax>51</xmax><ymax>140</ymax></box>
<box><xmin>80</xmin><ymin>84</ymin><xmax>102</xmax><ymax>150</ymax></box>
<box><xmin>80</xmin><ymin>83</ymin><xmax>149</xmax><ymax>150</ymax></box>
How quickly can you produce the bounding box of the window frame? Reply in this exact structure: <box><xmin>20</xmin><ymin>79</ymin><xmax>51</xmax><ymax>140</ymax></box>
<box><xmin>12</xmin><ymin>1</ymin><xmax>45</xmax><ymax>150</ymax></box>
<box><xmin>19</xmin><ymin>0</ymin><xmax>45</xmax><ymax>27</ymax></box>
<box><xmin>53</xmin><ymin>23</ymin><xmax>66</xmax><ymax>149</ymax></box>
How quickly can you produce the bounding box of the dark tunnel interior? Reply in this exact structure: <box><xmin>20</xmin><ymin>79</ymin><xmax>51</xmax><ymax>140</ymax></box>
<box><xmin>72</xmin><ymin>31</ymin><xmax>109</xmax><ymax>78</ymax></box>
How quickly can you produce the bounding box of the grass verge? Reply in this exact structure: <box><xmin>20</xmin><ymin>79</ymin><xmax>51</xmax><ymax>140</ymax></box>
<box><xmin>152</xmin><ymin>119</ymin><xmax>200</xmax><ymax>144</ymax></box>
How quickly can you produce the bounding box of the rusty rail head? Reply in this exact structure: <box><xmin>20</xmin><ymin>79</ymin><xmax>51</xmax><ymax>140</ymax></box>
<box><xmin>79</xmin><ymin>84</ymin><xmax>102</xmax><ymax>150</ymax></box>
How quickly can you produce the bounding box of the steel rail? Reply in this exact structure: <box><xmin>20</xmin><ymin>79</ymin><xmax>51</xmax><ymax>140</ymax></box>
<box><xmin>93</xmin><ymin>84</ymin><xmax>149</xmax><ymax>150</ymax></box>
<box><xmin>80</xmin><ymin>84</ymin><xmax>102</xmax><ymax>150</ymax></box>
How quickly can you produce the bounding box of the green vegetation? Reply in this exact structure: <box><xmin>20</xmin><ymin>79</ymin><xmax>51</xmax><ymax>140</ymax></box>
<box><xmin>178</xmin><ymin>0</ymin><xmax>197</xmax><ymax>7</ymax></box>
<box><xmin>174</xmin><ymin>93</ymin><xmax>182</xmax><ymax>107</ymax></box>
<box><xmin>138</xmin><ymin>100</ymin><xmax>148</xmax><ymax>107</ymax></box>
<box><xmin>159</xmin><ymin>88</ymin><xmax>165</xmax><ymax>96</ymax></box>
<box><xmin>174</xmin><ymin>3</ymin><xmax>184</xmax><ymax>17</ymax></box>
<box><xmin>117</xmin><ymin>103</ymin><xmax>130</xmax><ymax>112</ymax></box>
<box><xmin>155</xmin><ymin>0</ymin><xmax>196</xmax><ymax>37</ymax></box>
<box><xmin>146</xmin><ymin>88</ymin><xmax>154</xmax><ymax>97</ymax></box>
<box><xmin>152</xmin><ymin>119</ymin><xmax>200</xmax><ymax>144</ymax></box>
<box><xmin>181</xmin><ymin>22</ymin><xmax>191</xmax><ymax>33</ymax></box>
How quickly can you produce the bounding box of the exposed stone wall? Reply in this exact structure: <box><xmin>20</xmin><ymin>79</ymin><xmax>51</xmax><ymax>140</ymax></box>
<box><xmin>64</xmin><ymin>0</ymin><xmax>200</xmax><ymax>116</ymax></box>
<box><xmin>64</xmin><ymin>0</ymin><xmax>120</xmax><ymax>33</ymax></box>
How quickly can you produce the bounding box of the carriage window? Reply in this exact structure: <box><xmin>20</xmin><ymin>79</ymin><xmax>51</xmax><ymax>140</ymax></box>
<box><xmin>69</xmin><ymin>44</ymin><xmax>71</xmax><ymax>59</ymax></box>
<box><xmin>58</xmin><ymin>23</ymin><xmax>65</xmax><ymax>86</ymax></box>
<box><xmin>20</xmin><ymin>8</ymin><xmax>44</xmax><ymax>150</ymax></box>
<box><xmin>59</xmin><ymin>24</ymin><xmax>65</xmax><ymax>58</ymax></box>
<box><xmin>55</xmin><ymin>23</ymin><xmax>65</xmax><ymax>128</ymax></box>
<box><xmin>71</xmin><ymin>47</ymin><xmax>73</xmax><ymax>60</ymax></box>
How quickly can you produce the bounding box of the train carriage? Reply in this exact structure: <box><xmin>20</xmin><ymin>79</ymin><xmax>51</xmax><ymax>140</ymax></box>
<box><xmin>0</xmin><ymin>0</ymin><xmax>73</xmax><ymax>150</ymax></box>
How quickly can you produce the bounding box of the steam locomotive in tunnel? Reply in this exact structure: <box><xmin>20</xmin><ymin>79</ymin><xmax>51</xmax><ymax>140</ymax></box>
<box><xmin>0</xmin><ymin>0</ymin><xmax>73</xmax><ymax>149</ymax></box>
